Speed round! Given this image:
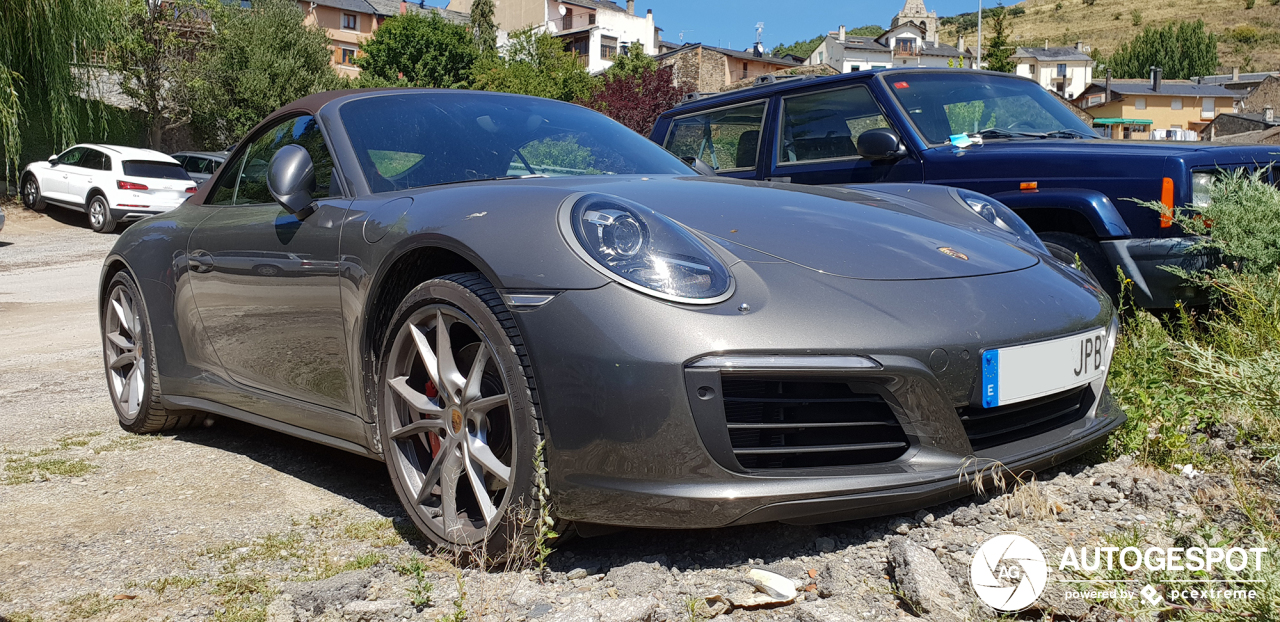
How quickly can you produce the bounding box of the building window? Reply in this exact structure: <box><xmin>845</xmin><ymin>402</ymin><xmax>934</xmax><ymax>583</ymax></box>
<box><xmin>1087</xmin><ymin>94</ymin><xmax>1103</xmax><ymax>105</ymax></box>
<box><xmin>850</xmin><ymin>65</ymin><xmax>860</xmax><ymax>71</ymax></box>
<box><xmin>1203</xmin><ymin>98</ymin><xmax>1216</xmax><ymax>117</ymax></box>
<box><xmin>342</xmin><ymin>13</ymin><xmax>357</xmax><ymax>30</ymax></box>
<box><xmin>1135</xmin><ymin>97</ymin><xmax>1146</xmax><ymax>110</ymax></box>
<box><xmin>1171</xmin><ymin>98</ymin><xmax>1183</xmax><ymax>110</ymax></box>
<box><xmin>1171</xmin><ymin>124</ymin><xmax>1182</xmax><ymax>130</ymax></box>
<box><xmin>588</xmin><ymin>13</ymin><xmax>595</xmax><ymax>25</ymax></box>
<box><xmin>817</xmin><ymin>51</ymin><xmax>823</xmax><ymax>63</ymax></box>
<box><xmin>601</xmin><ymin>35</ymin><xmax>618</xmax><ymax>60</ymax></box>
<box><xmin>340</xmin><ymin>47</ymin><xmax>357</xmax><ymax>65</ymax></box>
<box><xmin>1057</xmin><ymin>63</ymin><xmax>1066</xmax><ymax>77</ymax></box>
<box><xmin>1030</xmin><ymin>64</ymin><xmax>1036</xmax><ymax>75</ymax></box>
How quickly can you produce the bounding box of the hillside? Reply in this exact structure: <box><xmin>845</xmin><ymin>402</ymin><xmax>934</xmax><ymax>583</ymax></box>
<box><xmin>937</xmin><ymin>0</ymin><xmax>1280</xmax><ymax>73</ymax></box>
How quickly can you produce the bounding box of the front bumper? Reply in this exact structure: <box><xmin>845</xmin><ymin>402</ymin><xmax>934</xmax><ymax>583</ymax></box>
<box><xmin>1101</xmin><ymin>237</ymin><xmax>1214</xmax><ymax>308</ymax></box>
<box><xmin>516</xmin><ymin>259</ymin><xmax>1122</xmax><ymax>529</ymax></box>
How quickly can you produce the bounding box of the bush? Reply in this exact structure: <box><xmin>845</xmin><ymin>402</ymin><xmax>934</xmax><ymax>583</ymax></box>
<box><xmin>1229</xmin><ymin>25</ymin><xmax>1262</xmax><ymax>44</ymax></box>
<box><xmin>1131</xmin><ymin>9</ymin><xmax>1142</xmax><ymax>25</ymax></box>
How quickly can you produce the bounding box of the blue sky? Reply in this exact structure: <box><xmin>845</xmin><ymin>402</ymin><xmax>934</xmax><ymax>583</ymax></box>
<box><xmin>622</xmin><ymin>0</ymin><xmax>988</xmax><ymax>51</ymax></box>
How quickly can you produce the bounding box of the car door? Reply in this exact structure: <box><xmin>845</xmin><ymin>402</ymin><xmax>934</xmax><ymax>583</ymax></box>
<box><xmin>660</xmin><ymin>100</ymin><xmax>769</xmax><ymax>181</ymax></box>
<box><xmin>187</xmin><ymin>114</ymin><xmax>356</xmax><ymax>413</ymax></box>
<box><xmin>181</xmin><ymin>155</ymin><xmax>212</xmax><ymax>185</ymax></box>
<box><xmin>769</xmin><ymin>84</ymin><xmax>923</xmax><ymax>185</ymax></box>
<box><xmin>43</xmin><ymin>147</ymin><xmax>88</xmax><ymax>202</ymax></box>
<box><xmin>64</xmin><ymin>148</ymin><xmax>105</xmax><ymax>203</ymax></box>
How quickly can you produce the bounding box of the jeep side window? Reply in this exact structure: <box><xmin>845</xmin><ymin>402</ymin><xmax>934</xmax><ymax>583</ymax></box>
<box><xmin>664</xmin><ymin>102</ymin><xmax>766</xmax><ymax>171</ymax></box>
<box><xmin>779</xmin><ymin>86</ymin><xmax>889</xmax><ymax>164</ymax></box>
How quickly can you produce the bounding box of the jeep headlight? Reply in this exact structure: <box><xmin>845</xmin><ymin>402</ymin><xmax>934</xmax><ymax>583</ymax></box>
<box><xmin>952</xmin><ymin>188</ymin><xmax>1049</xmax><ymax>254</ymax></box>
<box><xmin>1191</xmin><ymin>172</ymin><xmax>1213</xmax><ymax>208</ymax></box>
<box><xmin>562</xmin><ymin>193</ymin><xmax>733</xmax><ymax>303</ymax></box>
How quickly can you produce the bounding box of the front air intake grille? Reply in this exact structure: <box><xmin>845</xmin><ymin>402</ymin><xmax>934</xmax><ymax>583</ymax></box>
<box><xmin>958</xmin><ymin>385</ymin><xmax>1093</xmax><ymax>451</ymax></box>
<box><xmin>719</xmin><ymin>378</ymin><xmax>910</xmax><ymax>469</ymax></box>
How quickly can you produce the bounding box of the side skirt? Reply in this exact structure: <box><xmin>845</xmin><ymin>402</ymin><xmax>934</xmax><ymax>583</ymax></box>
<box><xmin>161</xmin><ymin>395</ymin><xmax>382</xmax><ymax>461</ymax></box>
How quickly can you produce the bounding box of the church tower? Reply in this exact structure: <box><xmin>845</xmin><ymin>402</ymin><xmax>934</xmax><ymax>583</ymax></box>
<box><xmin>891</xmin><ymin>0</ymin><xmax>939</xmax><ymax>44</ymax></box>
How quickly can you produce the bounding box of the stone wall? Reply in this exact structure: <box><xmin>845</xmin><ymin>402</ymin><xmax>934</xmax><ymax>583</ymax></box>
<box><xmin>1209</xmin><ymin>114</ymin><xmax>1268</xmax><ymax>138</ymax></box>
<box><xmin>659</xmin><ymin>47</ymin><xmax>728</xmax><ymax>93</ymax></box>
<box><xmin>1241</xmin><ymin>75</ymin><xmax>1280</xmax><ymax>114</ymax></box>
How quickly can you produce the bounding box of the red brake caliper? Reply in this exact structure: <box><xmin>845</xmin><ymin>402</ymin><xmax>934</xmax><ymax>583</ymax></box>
<box><xmin>424</xmin><ymin>379</ymin><xmax>441</xmax><ymax>456</ymax></box>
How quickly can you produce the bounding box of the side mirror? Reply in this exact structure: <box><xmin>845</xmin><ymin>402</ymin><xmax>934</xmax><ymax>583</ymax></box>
<box><xmin>679</xmin><ymin>155</ymin><xmax>718</xmax><ymax>176</ymax></box>
<box><xmin>48</xmin><ymin>155</ymin><xmax>58</xmax><ymax>166</ymax></box>
<box><xmin>267</xmin><ymin>144</ymin><xmax>317</xmax><ymax>218</ymax></box>
<box><xmin>857</xmin><ymin>128</ymin><xmax>909</xmax><ymax>160</ymax></box>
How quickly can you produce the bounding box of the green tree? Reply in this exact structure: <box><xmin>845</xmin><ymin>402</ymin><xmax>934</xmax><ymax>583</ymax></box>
<box><xmin>109</xmin><ymin>0</ymin><xmax>208</xmax><ymax>149</ymax></box>
<box><xmin>470</xmin><ymin>28</ymin><xmax>598</xmax><ymax>102</ymax></box>
<box><xmin>0</xmin><ymin>0</ymin><xmax>113</xmax><ymax>179</ymax></box>
<box><xmin>356</xmin><ymin>12</ymin><xmax>478</xmax><ymax>88</ymax></box>
<box><xmin>603</xmin><ymin>43</ymin><xmax>657</xmax><ymax>81</ymax></box>
<box><xmin>983</xmin><ymin>5</ymin><xmax>1016</xmax><ymax>73</ymax></box>
<box><xmin>772</xmin><ymin>35</ymin><xmax>825</xmax><ymax>59</ymax></box>
<box><xmin>1103</xmin><ymin>20</ymin><xmax>1218</xmax><ymax>79</ymax></box>
<box><xmin>470</xmin><ymin>0</ymin><xmax>497</xmax><ymax>55</ymax></box>
<box><xmin>190</xmin><ymin>0</ymin><xmax>341</xmax><ymax>148</ymax></box>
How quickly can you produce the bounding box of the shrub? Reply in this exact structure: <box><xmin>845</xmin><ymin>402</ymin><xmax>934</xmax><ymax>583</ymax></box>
<box><xmin>1229</xmin><ymin>25</ymin><xmax>1262</xmax><ymax>44</ymax></box>
<box><xmin>1131</xmin><ymin>9</ymin><xmax>1142</xmax><ymax>25</ymax></box>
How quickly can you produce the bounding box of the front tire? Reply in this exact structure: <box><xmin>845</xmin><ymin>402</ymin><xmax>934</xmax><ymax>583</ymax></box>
<box><xmin>21</xmin><ymin>175</ymin><xmax>46</xmax><ymax>211</ymax></box>
<box><xmin>378</xmin><ymin>273</ymin><xmax>547</xmax><ymax>553</ymax></box>
<box><xmin>1040</xmin><ymin>232</ymin><xmax>1120</xmax><ymax>303</ymax></box>
<box><xmin>88</xmin><ymin>195</ymin><xmax>117</xmax><ymax>233</ymax></box>
<box><xmin>102</xmin><ymin>271</ymin><xmax>204</xmax><ymax>433</ymax></box>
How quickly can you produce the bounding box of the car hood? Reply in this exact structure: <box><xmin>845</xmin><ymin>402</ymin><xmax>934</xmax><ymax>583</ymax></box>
<box><xmin>932</xmin><ymin>137</ymin><xmax>1277</xmax><ymax>160</ymax></box>
<box><xmin>524</xmin><ymin>175</ymin><xmax>1039</xmax><ymax>281</ymax></box>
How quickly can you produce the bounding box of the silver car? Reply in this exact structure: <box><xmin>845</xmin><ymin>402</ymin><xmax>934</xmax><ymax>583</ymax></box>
<box><xmin>170</xmin><ymin>151</ymin><xmax>228</xmax><ymax>186</ymax></box>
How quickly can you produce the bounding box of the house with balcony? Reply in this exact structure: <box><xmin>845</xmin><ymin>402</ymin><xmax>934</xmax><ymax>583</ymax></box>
<box><xmin>805</xmin><ymin>22</ymin><xmax>972</xmax><ymax>72</ymax></box>
<box><xmin>1011</xmin><ymin>43</ymin><xmax>1094</xmax><ymax>100</ymax></box>
<box><xmin>301</xmin><ymin>0</ymin><xmax>468</xmax><ymax>78</ymax></box>
<box><xmin>446</xmin><ymin>0</ymin><xmax>659</xmax><ymax>73</ymax></box>
<box><xmin>1073</xmin><ymin>69</ymin><xmax>1242</xmax><ymax>140</ymax></box>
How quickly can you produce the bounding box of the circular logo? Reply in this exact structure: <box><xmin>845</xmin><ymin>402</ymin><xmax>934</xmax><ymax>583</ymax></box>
<box><xmin>970</xmin><ymin>534</ymin><xmax>1048</xmax><ymax>611</ymax></box>
<box><xmin>450</xmin><ymin>408</ymin><xmax>464</xmax><ymax>434</ymax></box>
<box><xmin>937</xmin><ymin>246</ymin><xmax>970</xmax><ymax>261</ymax></box>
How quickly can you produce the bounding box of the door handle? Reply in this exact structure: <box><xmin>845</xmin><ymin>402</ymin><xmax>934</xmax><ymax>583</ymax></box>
<box><xmin>188</xmin><ymin>251</ymin><xmax>214</xmax><ymax>273</ymax></box>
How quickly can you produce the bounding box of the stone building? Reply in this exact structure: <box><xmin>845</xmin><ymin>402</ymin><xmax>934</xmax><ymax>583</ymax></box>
<box><xmin>892</xmin><ymin>0</ymin><xmax>938</xmax><ymax>45</ymax></box>
<box><xmin>657</xmin><ymin>43</ymin><xmax>803</xmax><ymax>93</ymax></box>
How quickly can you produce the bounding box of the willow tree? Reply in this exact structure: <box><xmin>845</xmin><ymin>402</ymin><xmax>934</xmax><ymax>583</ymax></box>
<box><xmin>0</xmin><ymin>0</ymin><xmax>112</xmax><ymax>181</ymax></box>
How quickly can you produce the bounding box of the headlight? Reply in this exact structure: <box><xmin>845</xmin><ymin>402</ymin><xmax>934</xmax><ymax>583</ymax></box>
<box><xmin>952</xmin><ymin>188</ymin><xmax>1049</xmax><ymax>254</ymax></box>
<box><xmin>562</xmin><ymin>193</ymin><xmax>733</xmax><ymax>302</ymax></box>
<box><xmin>1191</xmin><ymin>172</ymin><xmax>1213</xmax><ymax>208</ymax></box>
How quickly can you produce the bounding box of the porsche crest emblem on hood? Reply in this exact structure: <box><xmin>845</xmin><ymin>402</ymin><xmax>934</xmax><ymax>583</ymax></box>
<box><xmin>937</xmin><ymin>247</ymin><xmax>969</xmax><ymax>261</ymax></box>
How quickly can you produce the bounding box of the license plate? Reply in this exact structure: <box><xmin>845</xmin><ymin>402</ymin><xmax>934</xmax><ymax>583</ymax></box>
<box><xmin>981</xmin><ymin>328</ymin><xmax>1107</xmax><ymax>408</ymax></box>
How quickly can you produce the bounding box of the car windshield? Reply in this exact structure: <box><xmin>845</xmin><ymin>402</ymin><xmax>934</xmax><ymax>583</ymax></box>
<box><xmin>884</xmin><ymin>72</ymin><xmax>1099</xmax><ymax>144</ymax></box>
<box><xmin>339</xmin><ymin>93</ymin><xmax>693</xmax><ymax>192</ymax></box>
<box><xmin>123</xmin><ymin>161</ymin><xmax>191</xmax><ymax>180</ymax></box>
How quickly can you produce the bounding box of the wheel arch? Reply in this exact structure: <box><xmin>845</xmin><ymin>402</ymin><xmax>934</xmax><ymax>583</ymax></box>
<box><xmin>359</xmin><ymin>240</ymin><xmax>504</xmax><ymax>417</ymax></box>
<box><xmin>98</xmin><ymin>255</ymin><xmax>134</xmax><ymax>326</ymax></box>
<box><xmin>989</xmin><ymin>189</ymin><xmax>1132</xmax><ymax>239</ymax></box>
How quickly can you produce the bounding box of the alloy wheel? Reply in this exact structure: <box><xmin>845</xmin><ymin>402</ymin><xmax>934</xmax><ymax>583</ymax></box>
<box><xmin>384</xmin><ymin>305</ymin><xmax>515</xmax><ymax>544</ymax></box>
<box><xmin>104</xmin><ymin>285</ymin><xmax>146</xmax><ymax>422</ymax></box>
<box><xmin>22</xmin><ymin>179</ymin><xmax>37</xmax><ymax>207</ymax></box>
<box><xmin>89</xmin><ymin>198</ymin><xmax>106</xmax><ymax>229</ymax></box>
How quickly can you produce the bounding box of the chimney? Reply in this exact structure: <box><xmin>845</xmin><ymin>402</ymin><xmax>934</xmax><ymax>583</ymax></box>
<box><xmin>1267</xmin><ymin>105</ymin><xmax>1275</xmax><ymax>123</ymax></box>
<box><xmin>399</xmin><ymin>0</ymin><xmax>405</xmax><ymax>13</ymax></box>
<box><xmin>1075</xmin><ymin>40</ymin><xmax>1083</xmax><ymax>51</ymax></box>
<box><xmin>1233</xmin><ymin>66</ymin><xmax>1240</xmax><ymax>80</ymax></box>
<box><xmin>958</xmin><ymin>34</ymin><xmax>965</xmax><ymax>53</ymax></box>
<box><xmin>1044</xmin><ymin>39</ymin><xmax>1049</xmax><ymax>49</ymax></box>
<box><xmin>839</xmin><ymin>25</ymin><xmax>846</xmax><ymax>42</ymax></box>
<box><xmin>646</xmin><ymin>8</ymin><xmax>651</xmax><ymax>18</ymax></box>
<box><xmin>1105</xmin><ymin>67</ymin><xmax>1112</xmax><ymax>103</ymax></box>
<box><xmin>1151</xmin><ymin>66</ymin><xmax>1162</xmax><ymax>92</ymax></box>
<box><xmin>626</xmin><ymin>0</ymin><xmax>634</xmax><ymax>15</ymax></box>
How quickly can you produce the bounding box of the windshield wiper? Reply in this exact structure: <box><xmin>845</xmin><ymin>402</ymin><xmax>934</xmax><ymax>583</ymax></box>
<box><xmin>411</xmin><ymin>174</ymin><xmax>548</xmax><ymax>190</ymax></box>
<box><xmin>975</xmin><ymin>128</ymin><xmax>1046</xmax><ymax>139</ymax></box>
<box><xmin>1042</xmin><ymin>129</ymin><xmax>1093</xmax><ymax>139</ymax></box>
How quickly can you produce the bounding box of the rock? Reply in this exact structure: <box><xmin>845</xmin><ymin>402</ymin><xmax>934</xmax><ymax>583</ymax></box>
<box><xmin>793</xmin><ymin>600</ymin><xmax>863</xmax><ymax>622</ymax></box>
<box><xmin>595</xmin><ymin>596</ymin><xmax>659</xmax><ymax>622</ymax></box>
<box><xmin>541</xmin><ymin>601</ymin><xmax>599</xmax><ymax>622</ymax></box>
<box><xmin>279</xmin><ymin>570</ymin><xmax>372</xmax><ymax>615</ymax></box>
<box><xmin>815</xmin><ymin>537</ymin><xmax>836</xmax><ymax>553</ymax></box>
<box><xmin>605</xmin><ymin>562</ymin><xmax>667</xmax><ymax>598</ymax></box>
<box><xmin>528</xmin><ymin>603</ymin><xmax>555</xmax><ymax>618</ymax></box>
<box><xmin>747</xmin><ymin>568</ymin><xmax>798</xmax><ymax>601</ymax></box>
<box><xmin>950</xmin><ymin>505</ymin><xmax>980</xmax><ymax>527</ymax></box>
<box><xmin>567</xmin><ymin>568</ymin><xmax>590</xmax><ymax>581</ymax></box>
<box><xmin>342</xmin><ymin>600</ymin><xmax>400</xmax><ymax>622</ymax></box>
<box><xmin>887</xmin><ymin>537</ymin><xmax>969</xmax><ymax>622</ymax></box>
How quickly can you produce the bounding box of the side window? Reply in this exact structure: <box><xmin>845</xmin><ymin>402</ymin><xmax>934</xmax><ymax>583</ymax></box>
<box><xmin>183</xmin><ymin>157</ymin><xmax>206</xmax><ymax>174</ymax></box>
<box><xmin>101</xmin><ymin>154</ymin><xmax>112</xmax><ymax>171</ymax></box>
<box><xmin>207</xmin><ymin>115</ymin><xmax>336</xmax><ymax>206</ymax></box>
<box><xmin>779</xmin><ymin>86</ymin><xmax>888</xmax><ymax>164</ymax></box>
<box><xmin>80</xmin><ymin>149</ymin><xmax>105</xmax><ymax>171</ymax></box>
<box><xmin>664</xmin><ymin>102</ymin><xmax>766</xmax><ymax>171</ymax></box>
<box><xmin>57</xmin><ymin>147</ymin><xmax>87</xmax><ymax>166</ymax></box>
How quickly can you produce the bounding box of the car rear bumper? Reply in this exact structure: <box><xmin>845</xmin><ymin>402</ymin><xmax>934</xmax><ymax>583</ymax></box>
<box><xmin>1100</xmin><ymin>237</ymin><xmax>1213</xmax><ymax>308</ymax></box>
<box><xmin>111</xmin><ymin>205</ymin><xmax>181</xmax><ymax>221</ymax></box>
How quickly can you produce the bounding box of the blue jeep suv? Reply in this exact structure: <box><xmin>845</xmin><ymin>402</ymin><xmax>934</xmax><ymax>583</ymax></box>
<box><xmin>649</xmin><ymin>68</ymin><xmax>1278</xmax><ymax>308</ymax></box>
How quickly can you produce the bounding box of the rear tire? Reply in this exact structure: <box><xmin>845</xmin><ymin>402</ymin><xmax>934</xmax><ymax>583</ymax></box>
<box><xmin>1040</xmin><ymin>232</ymin><xmax>1120</xmax><ymax>303</ymax></box>
<box><xmin>102</xmin><ymin>271</ymin><xmax>204</xmax><ymax>433</ymax></box>
<box><xmin>378</xmin><ymin>272</ymin><xmax>556</xmax><ymax>555</ymax></box>
<box><xmin>88</xmin><ymin>195</ymin><xmax>117</xmax><ymax>233</ymax></box>
<box><xmin>21</xmin><ymin>175</ymin><xmax>46</xmax><ymax>211</ymax></box>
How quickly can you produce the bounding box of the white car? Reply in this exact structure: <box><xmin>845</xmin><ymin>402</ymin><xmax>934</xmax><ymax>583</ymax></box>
<box><xmin>19</xmin><ymin>144</ymin><xmax>197</xmax><ymax>233</ymax></box>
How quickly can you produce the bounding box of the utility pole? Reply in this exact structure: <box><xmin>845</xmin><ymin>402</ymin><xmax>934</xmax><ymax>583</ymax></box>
<box><xmin>976</xmin><ymin>0</ymin><xmax>983</xmax><ymax>67</ymax></box>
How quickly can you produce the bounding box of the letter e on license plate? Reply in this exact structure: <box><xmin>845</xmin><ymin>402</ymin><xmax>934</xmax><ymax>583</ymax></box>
<box><xmin>981</xmin><ymin>328</ymin><xmax>1107</xmax><ymax>408</ymax></box>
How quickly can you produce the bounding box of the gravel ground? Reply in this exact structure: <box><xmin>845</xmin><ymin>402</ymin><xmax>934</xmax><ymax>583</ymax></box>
<box><xmin>0</xmin><ymin>201</ymin><xmax>1255</xmax><ymax>622</ymax></box>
